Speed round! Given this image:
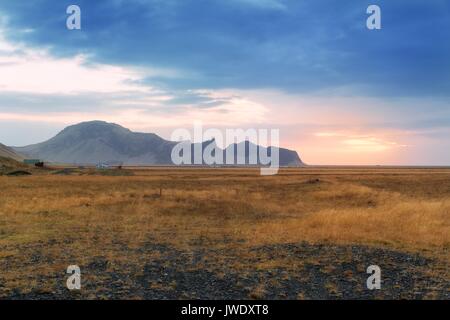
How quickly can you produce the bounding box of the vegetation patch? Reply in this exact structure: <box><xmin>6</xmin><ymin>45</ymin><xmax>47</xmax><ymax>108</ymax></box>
<box><xmin>0</xmin><ymin>167</ymin><xmax>448</xmax><ymax>299</ymax></box>
<box><xmin>6</xmin><ymin>170</ymin><xmax>32</xmax><ymax>176</ymax></box>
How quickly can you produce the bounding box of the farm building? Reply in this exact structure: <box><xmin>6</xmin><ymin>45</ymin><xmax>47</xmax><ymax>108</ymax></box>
<box><xmin>23</xmin><ymin>159</ymin><xmax>41</xmax><ymax>165</ymax></box>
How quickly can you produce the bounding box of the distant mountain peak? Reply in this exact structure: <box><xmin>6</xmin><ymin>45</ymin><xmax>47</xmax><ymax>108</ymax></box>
<box><xmin>58</xmin><ymin>120</ymin><xmax>130</xmax><ymax>135</ymax></box>
<box><xmin>13</xmin><ymin>121</ymin><xmax>304</xmax><ymax>166</ymax></box>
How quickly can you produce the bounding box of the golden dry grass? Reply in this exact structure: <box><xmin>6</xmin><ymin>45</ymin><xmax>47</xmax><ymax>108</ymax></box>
<box><xmin>1</xmin><ymin>168</ymin><xmax>449</xmax><ymax>253</ymax></box>
<box><xmin>0</xmin><ymin>167</ymin><xmax>449</xmax><ymax>296</ymax></box>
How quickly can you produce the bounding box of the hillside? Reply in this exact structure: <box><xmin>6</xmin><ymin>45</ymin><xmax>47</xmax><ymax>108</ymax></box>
<box><xmin>0</xmin><ymin>143</ymin><xmax>24</xmax><ymax>161</ymax></box>
<box><xmin>14</xmin><ymin>121</ymin><xmax>176</xmax><ymax>165</ymax></box>
<box><xmin>14</xmin><ymin>121</ymin><xmax>304</xmax><ymax>166</ymax></box>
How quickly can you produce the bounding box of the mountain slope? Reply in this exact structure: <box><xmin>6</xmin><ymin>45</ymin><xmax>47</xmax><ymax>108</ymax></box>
<box><xmin>14</xmin><ymin>121</ymin><xmax>176</xmax><ymax>165</ymax></box>
<box><xmin>14</xmin><ymin>121</ymin><xmax>304</xmax><ymax>166</ymax></box>
<box><xmin>0</xmin><ymin>143</ymin><xmax>24</xmax><ymax>161</ymax></box>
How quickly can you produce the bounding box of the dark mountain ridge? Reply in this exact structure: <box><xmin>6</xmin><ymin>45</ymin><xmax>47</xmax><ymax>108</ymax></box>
<box><xmin>13</xmin><ymin>121</ymin><xmax>304</xmax><ymax>166</ymax></box>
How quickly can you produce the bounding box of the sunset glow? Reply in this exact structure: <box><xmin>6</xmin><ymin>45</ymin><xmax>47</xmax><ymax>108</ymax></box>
<box><xmin>0</xmin><ymin>1</ymin><xmax>449</xmax><ymax>165</ymax></box>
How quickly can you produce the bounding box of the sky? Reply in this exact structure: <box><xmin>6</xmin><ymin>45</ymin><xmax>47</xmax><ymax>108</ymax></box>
<box><xmin>0</xmin><ymin>0</ymin><xmax>449</xmax><ymax>165</ymax></box>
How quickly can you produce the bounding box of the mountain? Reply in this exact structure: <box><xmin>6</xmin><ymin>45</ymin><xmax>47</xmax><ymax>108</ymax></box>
<box><xmin>13</xmin><ymin>121</ymin><xmax>304</xmax><ymax>166</ymax></box>
<box><xmin>0</xmin><ymin>143</ymin><xmax>24</xmax><ymax>161</ymax></box>
<box><xmin>14</xmin><ymin>121</ymin><xmax>176</xmax><ymax>165</ymax></box>
<box><xmin>224</xmin><ymin>141</ymin><xmax>302</xmax><ymax>167</ymax></box>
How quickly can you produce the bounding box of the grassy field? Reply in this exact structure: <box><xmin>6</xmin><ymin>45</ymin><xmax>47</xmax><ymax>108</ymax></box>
<box><xmin>0</xmin><ymin>166</ymin><xmax>449</xmax><ymax>299</ymax></box>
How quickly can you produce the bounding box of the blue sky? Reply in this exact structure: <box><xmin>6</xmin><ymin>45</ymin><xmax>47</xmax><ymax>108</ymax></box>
<box><xmin>0</xmin><ymin>0</ymin><xmax>449</xmax><ymax>164</ymax></box>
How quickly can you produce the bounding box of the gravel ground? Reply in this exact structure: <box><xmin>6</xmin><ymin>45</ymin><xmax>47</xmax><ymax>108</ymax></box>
<box><xmin>1</xmin><ymin>242</ymin><xmax>448</xmax><ymax>300</ymax></box>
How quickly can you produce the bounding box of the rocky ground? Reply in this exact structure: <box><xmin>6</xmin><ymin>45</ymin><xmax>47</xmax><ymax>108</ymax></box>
<box><xmin>1</xmin><ymin>242</ymin><xmax>448</xmax><ymax>300</ymax></box>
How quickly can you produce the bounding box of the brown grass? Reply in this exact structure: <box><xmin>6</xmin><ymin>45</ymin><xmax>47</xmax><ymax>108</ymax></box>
<box><xmin>0</xmin><ymin>167</ymin><xmax>449</xmax><ymax>294</ymax></box>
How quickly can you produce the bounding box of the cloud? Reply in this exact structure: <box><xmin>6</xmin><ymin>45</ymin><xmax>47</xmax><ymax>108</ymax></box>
<box><xmin>0</xmin><ymin>2</ymin><xmax>449</xmax><ymax>165</ymax></box>
<box><xmin>0</xmin><ymin>95</ymin><xmax>269</xmax><ymax>130</ymax></box>
<box><xmin>315</xmin><ymin>132</ymin><xmax>408</xmax><ymax>152</ymax></box>
<box><xmin>0</xmin><ymin>26</ymin><xmax>269</xmax><ymax>119</ymax></box>
<box><xmin>1</xmin><ymin>0</ymin><xmax>449</xmax><ymax>97</ymax></box>
<box><xmin>231</xmin><ymin>0</ymin><xmax>287</xmax><ymax>10</ymax></box>
<box><xmin>0</xmin><ymin>54</ymin><xmax>145</xmax><ymax>94</ymax></box>
<box><xmin>0</xmin><ymin>26</ymin><xmax>272</xmax><ymax>136</ymax></box>
<box><xmin>0</xmin><ymin>33</ymin><xmax>164</xmax><ymax>94</ymax></box>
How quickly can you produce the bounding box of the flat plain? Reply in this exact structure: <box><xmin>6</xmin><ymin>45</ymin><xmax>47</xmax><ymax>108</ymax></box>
<box><xmin>0</xmin><ymin>165</ymin><xmax>449</xmax><ymax>299</ymax></box>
